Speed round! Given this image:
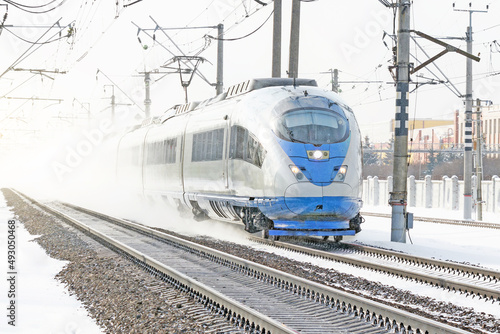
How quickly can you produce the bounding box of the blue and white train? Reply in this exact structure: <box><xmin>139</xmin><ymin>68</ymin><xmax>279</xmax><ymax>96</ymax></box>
<box><xmin>117</xmin><ymin>78</ymin><xmax>363</xmax><ymax>240</ymax></box>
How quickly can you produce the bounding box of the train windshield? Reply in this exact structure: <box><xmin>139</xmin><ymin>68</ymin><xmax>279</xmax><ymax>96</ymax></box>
<box><xmin>274</xmin><ymin>109</ymin><xmax>348</xmax><ymax>145</ymax></box>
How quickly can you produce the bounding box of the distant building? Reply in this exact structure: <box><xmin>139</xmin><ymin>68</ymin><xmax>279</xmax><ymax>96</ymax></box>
<box><xmin>388</xmin><ymin>119</ymin><xmax>454</xmax><ymax>164</ymax></box>
<box><xmin>458</xmin><ymin>104</ymin><xmax>500</xmax><ymax>157</ymax></box>
<box><xmin>363</xmin><ymin>105</ymin><xmax>500</xmax><ymax>164</ymax></box>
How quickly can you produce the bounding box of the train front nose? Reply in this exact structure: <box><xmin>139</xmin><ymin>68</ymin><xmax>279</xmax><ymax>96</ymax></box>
<box><xmin>284</xmin><ymin>182</ymin><xmax>357</xmax><ymax>219</ymax></box>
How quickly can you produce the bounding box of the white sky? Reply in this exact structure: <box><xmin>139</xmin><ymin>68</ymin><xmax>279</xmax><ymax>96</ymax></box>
<box><xmin>0</xmin><ymin>0</ymin><xmax>499</xmax><ymax>145</ymax></box>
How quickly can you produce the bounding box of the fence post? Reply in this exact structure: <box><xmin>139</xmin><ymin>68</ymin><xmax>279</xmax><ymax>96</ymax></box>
<box><xmin>373</xmin><ymin>176</ymin><xmax>379</xmax><ymax>206</ymax></box>
<box><xmin>408</xmin><ymin>175</ymin><xmax>416</xmax><ymax>207</ymax></box>
<box><xmin>442</xmin><ymin>175</ymin><xmax>449</xmax><ymax>208</ymax></box>
<box><xmin>425</xmin><ymin>175</ymin><xmax>432</xmax><ymax>208</ymax></box>
<box><xmin>452</xmin><ymin>175</ymin><xmax>459</xmax><ymax>211</ymax></box>
<box><xmin>471</xmin><ymin>175</ymin><xmax>477</xmax><ymax>215</ymax></box>
<box><xmin>366</xmin><ymin>176</ymin><xmax>373</xmax><ymax>206</ymax></box>
<box><xmin>387</xmin><ymin>176</ymin><xmax>393</xmax><ymax>206</ymax></box>
<box><xmin>493</xmin><ymin>175</ymin><xmax>499</xmax><ymax>214</ymax></box>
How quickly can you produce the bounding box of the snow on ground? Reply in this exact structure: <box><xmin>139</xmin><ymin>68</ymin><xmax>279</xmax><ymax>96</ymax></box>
<box><xmin>357</xmin><ymin>205</ymin><xmax>500</xmax><ymax>271</ymax></box>
<box><xmin>249</xmin><ymin>205</ymin><xmax>500</xmax><ymax>318</ymax></box>
<box><xmin>0</xmin><ymin>194</ymin><xmax>103</xmax><ymax>334</ymax></box>
<box><xmin>100</xmin><ymin>194</ymin><xmax>500</xmax><ymax>319</ymax></box>
<box><xmin>53</xmin><ymin>187</ymin><xmax>500</xmax><ymax>319</ymax></box>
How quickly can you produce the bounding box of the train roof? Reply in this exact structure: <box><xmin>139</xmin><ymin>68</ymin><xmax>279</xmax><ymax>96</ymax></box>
<box><xmin>137</xmin><ymin>78</ymin><xmax>319</xmax><ymax>129</ymax></box>
<box><xmin>170</xmin><ymin>78</ymin><xmax>317</xmax><ymax>115</ymax></box>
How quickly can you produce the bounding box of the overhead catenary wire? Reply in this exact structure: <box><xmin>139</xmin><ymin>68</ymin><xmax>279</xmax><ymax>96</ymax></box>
<box><xmin>0</xmin><ymin>97</ymin><xmax>32</xmax><ymax>124</ymax></box>
<box><xmin>132</xmin><ymin>21</ymin><xmax>213</xmax><ymax>87</ymax></box>
<box><xmin>205</xmin><ymin>7</ymin><xmax>274</xmax><ymax>41</ymax></box>
<box><xmin>2</xmin><ymin>0</ymin><xmax>67</xmax><ymax>14</ymax></box>
<box><xmin>0</xmin><ymin>74</ymin><xmax>37</xmax><ymax>100</ymax></box>
<box><xmin>0</xmin><ymin>0</ymin><xmax>58</xmax><ymax>9</ymax></box>
<box><xmin>0</xmin><ymin>18</ymin><xmax>64</xmax><ymax>80</ymax></box>
<box><xmin>171</xmin><ymin>0</ymin><xmax>272</xmax><ymax>45</ymax></box>
<box><xmin>124</xmin><ymin>0</ymin><xmax>145</xmax><ymax>8</ymax></box>
<box><xmin>0</xmin><ymin>6</ymin><xmax>6</xmax><ymax>38</ymax></box>
<box><xmin>2</xmin><ymin>25</ymin><xmax>72</xmax><ymax>44</ymax></box>
<box><xmin>149</xmin><ymin>16</ymin><xmax>213</xmax><ymax>86</ymax></box>
<box><xmin>96</xmin><ymin>69</ymin><xmax>145</xmax><ymax>113</ymax></box>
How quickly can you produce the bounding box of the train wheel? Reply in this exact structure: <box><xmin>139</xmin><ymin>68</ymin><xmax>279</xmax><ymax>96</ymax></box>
<box><xmin>322</xmin><ymin>236</ymin><xmax>329</xmax><ymax>241</ymax></box>
<box><xmin>334</xmin><ymin>236</ymin><xmax>343</xmax><ymax>243</ymax></box>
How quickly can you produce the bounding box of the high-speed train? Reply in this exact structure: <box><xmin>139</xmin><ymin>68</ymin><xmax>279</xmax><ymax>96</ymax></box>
<box><xmin>117</xmin><ymin>78</ymin><xmax>363</xmax><ymax>240</ymax></box>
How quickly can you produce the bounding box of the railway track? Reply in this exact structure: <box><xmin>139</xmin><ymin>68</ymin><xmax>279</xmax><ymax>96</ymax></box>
<box><xmin>250</xmin><ymin>236</ymin><xmax>500</xmax><ymax>304</ymax></box>
<box><xmin>362</xmin><ymin>211</ymin><xmax>500</xmax><ymax>229</ymax></box>
<box><xmin>12</xmin><ymin>189</ymin><xmax>473</xmax><ymax>334</ymax></box>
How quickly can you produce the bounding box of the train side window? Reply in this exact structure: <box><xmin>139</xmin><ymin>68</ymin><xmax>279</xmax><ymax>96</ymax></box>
<box><xmin>192</xmin><ymin>129</ymin><xmax>224</xmax><ymax>162</ymax></box>
<box><xmin>146</xmin><ymin>138</ymin><xmax>177</xmax><ymax>165</ymax></box>
<box><xmin>230</xmin><ymin>125</ymin><xmax>247</xmax><ymax>160</ymax></box>
<box><xmin>229</xmin><ymin>125</ymin><xmax>266</xmax><ymax>168</ymax></box>
<box><xmin>164</xmin><ymin>138</ymin><xmax>177</xmax><ymax>164</ymax></box>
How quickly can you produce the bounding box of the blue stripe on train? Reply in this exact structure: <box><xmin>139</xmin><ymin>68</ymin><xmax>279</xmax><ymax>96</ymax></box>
<box><xmin>273</xmin><ymin>220</ymin><xmax>350</xmax><ymax>229</ymax></box>
<box><xmin>268</xmin><ymin>229</ymin><xmax>356</xmax><ymax>237</ymax></box>
<box><xmin>258</xmin><ymin>196</ymin><xmax>361</xmax><ymax>222</ymax></box>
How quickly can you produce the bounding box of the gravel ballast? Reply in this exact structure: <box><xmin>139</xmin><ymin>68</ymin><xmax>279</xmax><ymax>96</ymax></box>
<box><xmin>3</xmin><ymin>188</ymin><xmax>499</xmax><ymax>334</ymax></box>
<box><xmin>3</xmin><ymin>189</ymin><xmax>233</xmax><ymax>334</ymax></box>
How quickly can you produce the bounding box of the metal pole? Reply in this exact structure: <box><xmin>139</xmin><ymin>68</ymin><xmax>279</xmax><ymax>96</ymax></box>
<box><xmin>390</xmin><ymin>0</ymin><xmax>411</xmax><ymax>243</ymax></box>
<box><xmin>145</xmin><ymin>72</ymin><xmax>151</xmax><ymax>118</ymax></box>
<box><xmin>333</xmin><ymin>69</ymin><xmax>339</xmax><ymax>93</ymax></box>
<box><xmin>463</xmin><ymin>17</ymin><xmax>473</xmax><ymax>219</ymax></box>
<box><xmin>475</xmin><ymin>98</ymin><xmax>483</xmax><ymax>221</ymax></box>
<box><xmin>216</xmin><ymin>23</ymin><xmax>224</xmax><ymax>95</ymax></box>
<box><xmin>272</xmin><ymin>0</ymin><xmax>282</xmax><ymax>78</ymax></box>
<box><xmin>288</xmin><ymin>0</ymin><xmax>300</xmax><ymax>78</ymax></box>
<box><xmin>454</xmin><ymin>3</ymin><xmax>488</xmax><ymax>219</ymax></box>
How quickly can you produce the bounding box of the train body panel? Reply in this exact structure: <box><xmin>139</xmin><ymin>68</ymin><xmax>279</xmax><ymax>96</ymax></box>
<box><xmin>117</xmin><ymin>78</ymin><xmax>363</xmax><ymax>238</ymax></box>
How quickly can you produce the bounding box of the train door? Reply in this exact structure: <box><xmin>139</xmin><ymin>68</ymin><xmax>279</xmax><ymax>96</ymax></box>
<box><xmin>182</xmin><ymin>113</ymin><xmax>228</xmax><ymax>194</ymax></box>
<box><xmin>224</xmin><ymin>114</ymin><xmax>230</xmax><ymax>189</ymax></box>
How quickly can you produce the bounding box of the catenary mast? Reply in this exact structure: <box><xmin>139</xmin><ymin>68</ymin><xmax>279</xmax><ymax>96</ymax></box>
<box><xmin>390</xmin><ymin>0</ymin><xmax>411</xmax><ymax>243</ymax></box>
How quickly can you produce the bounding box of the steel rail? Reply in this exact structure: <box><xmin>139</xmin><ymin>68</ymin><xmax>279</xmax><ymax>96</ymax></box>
<box><xmin>282</xmin><ymin>235</ymin><xmax>500</xmax><ymax>284</ymax></box>
<box><xmin>343</xmin><ymin>242</ymin><xmax>500</xmax><ymax>283</ymax></box>
<box><xmin>11</xmin><ymin>190</ymin><xmax>295</xmax><ymax>334</ymax></box>
<box><xmin>362</xmin><ymin>211</ymin><xmax>500</xmax><ymax>229</ymax></box>
<box><xmin>13</xmin><ymin>189</ymin><xmax>473</xmax><ymax>334</ymax></box>
<box><xmin>249</xmin><ymin>236</ymin><xmax>500</xmax><ymax>303</ymax></box>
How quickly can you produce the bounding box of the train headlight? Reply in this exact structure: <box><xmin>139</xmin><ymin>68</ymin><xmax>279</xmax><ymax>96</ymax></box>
<box><xmin>289</xmin><ymin>165</ymin><xmax>304</xmax><ymax>181</ymax></box>
<box><xmin>333</xmin><ymin>165</ymin><xmax>348</xmax><ymax>182</ymax></box>
<box><xmin>307</xmin><ymin>150</ymin><xmax>329</xmax><ymax>160</ymax></box>
<box><xmin>313</xmin><ymin>150</ymin><xmax>323</xmax><ymax>159</ymax></box>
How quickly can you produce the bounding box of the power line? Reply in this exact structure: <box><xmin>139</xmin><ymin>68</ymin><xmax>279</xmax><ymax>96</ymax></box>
<box><xmin>0</xmin><ymin>74</ymin><xmax>37</xmax><ymax>99</ymax></box>
<box><xmin>1</xmin><ymin>0</ymin><xmax>58</xmax><ymax>9</ymax></box>
<box><xmin>205</xmin><ymin>7</ymin><xmax>273</xmax><ymax>41</ymax></box>
<box><xmin>124</xmin><ymin>0</ymin><xmax>145</xmax><ymax>8</ymax></box>
<box><xmin>0</xmin><ymin>18</ymin><xmax>64</xmax><ymax>79</ymax></box>
<box><xmin>2</xmin><ymin>24</ymin><xmax>73</xmax><ymax>44</ymax></box>
<box><xmin>133</xmin><ymin>20</ymin><xmax>214</xmax><ymax>87</ymax></box>
<box><xmin>2</xmin><ymin>0</ymin><xmax>68</xmax><ymax>14</ymax></box>
<box><xmin>96</xmin><ymin>68</ymin><xmax>145</xmax><ymax>113</ymax></box>
<box><xmin>476</xmin><ymin>23</ymin><xmax>500</xmax><ymax>33</ymax></box>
